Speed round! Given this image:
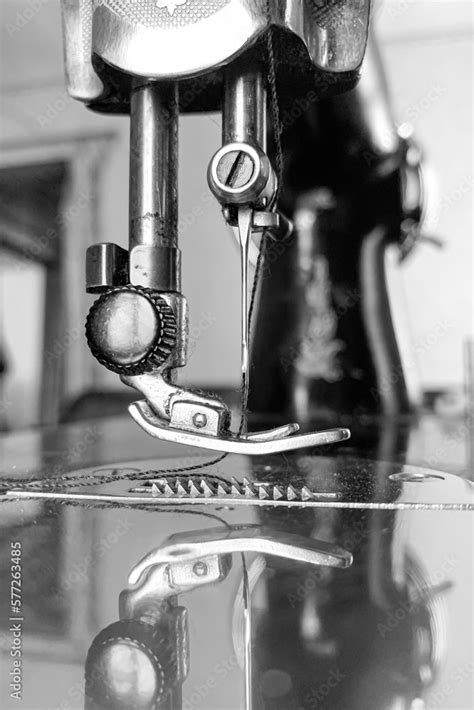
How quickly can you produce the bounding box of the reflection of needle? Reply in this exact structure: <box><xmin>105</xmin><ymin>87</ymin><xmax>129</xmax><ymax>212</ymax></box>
<box><xmin>241</xmin><ymin>552</ymin><xmax>252</xmax><ymax>710</ymax></box>
<box><xmin>236</xmin><ymin>207</ymin><xmax>254</xmax><ymax>431</ymax></box>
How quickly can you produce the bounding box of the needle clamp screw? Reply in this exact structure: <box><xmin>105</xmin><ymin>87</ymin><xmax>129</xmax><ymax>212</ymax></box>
<box><xmin>208</xmin><ymin>142</ymin><xmax>275</xmax><ymax>206</ymax></box>
<box><xmin>216</xmin><ymin>149</ymin><xmax>255</xmax><ymax>189</ymax></box>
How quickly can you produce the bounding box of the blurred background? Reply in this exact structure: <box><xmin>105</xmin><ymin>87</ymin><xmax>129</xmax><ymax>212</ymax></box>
<box><xmin>0</xmin><ymin>0</ymin><xmax>472</xmax><ymax>430</ymax></box>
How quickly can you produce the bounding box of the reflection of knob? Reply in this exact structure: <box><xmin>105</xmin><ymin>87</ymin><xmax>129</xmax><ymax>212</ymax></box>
<box><xmin>86</xmin><ymin>285</ymin><xmax>177</xmax><ymax>375</ymax></box>
<box><xmin>85</xmin><ymin>619</ymin><xmax>177</xmax><ymax>710</ymax></box>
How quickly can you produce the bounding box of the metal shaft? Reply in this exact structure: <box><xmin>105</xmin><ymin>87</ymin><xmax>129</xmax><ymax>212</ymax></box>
<box><xmin>223</xmin><ymin>62</ymin><xmax>266</xmax><ymax>149</ymax></box>
<box><xmin>223</xmin><ymin>62</ymin><xmax>267</xmax><ymax>422</ymax></box>
<box><xmin>130</xmin><ymin>80</ymin><xmax>179</xmax><ymax>249</ymax></box>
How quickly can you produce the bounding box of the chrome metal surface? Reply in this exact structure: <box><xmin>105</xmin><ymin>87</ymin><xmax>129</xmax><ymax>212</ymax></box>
<box><xmin>244</xmin><ymin>423</ymin><xmax>299</xmax><ymax>441</ymax></box>
<box><xmin>155</xmin><ymin>292</ymin><xmax>188</xmax><ymax>368</ymax></box>
<box><xmin>129</xmin><ymin>244</ymin><xmax>182</xmax><ymax>292</ymax></box>
<box><xmin>60</xmin><ymin>0</ymin><xmax>104</xmax><ymax>102</ymax></box>
<box><xmin>128</xmin><ymin>399</ymin><xmax>351</xmax><ymax>454</ymax></box>
<box><xmin>3</xmin><ymin>440</ymin><xmax>472</xmax><ymax>510</ymax></box>
<box><xmin>130</xmin><ymin>477</ymin><xmax>342</xmax><ymax>501</ymax></box>
<box><xmin>129</xmin><ymin>80</ymin><xmax>179</xmax><ymax>251</ymax></box>
<box><xmin>122</xmin><ymin>373</ymin><xmax>230</xmax><ymax>430</ymax></box>
<box><xmin>170</xmin><ymin>400</ymin><xmax>225</xmax><ymax>437</ymax></box>
<box><xmin>250</xmin><ymin>211</ymin><xmax>279</xmax><ymax>231</ymax></box>
<box><xmin>229</xmin><ymin>209</ymin><xmax>293</xmax><ymax>267</ymax></box>
<box><xmin>1</xmin><ymin>417</ymin><xmax>472</xmax><ymax>708</ymax></box>
<box><xmin>62</xmin><ymin>0</ymin><xmax>370</xmax><ymax>99</ymax></box>
<box><xmin>85</xmin><ymin>286</ymin><xmax>178</xmax><ymax>375</ymax></box>
<box><xmin>223</xmin><ymin>61</ymin><xmax>266</xmax><ymax>148</ymax></box>
<box><xmin>91</xmin><ymin>290</ymin><xmax>188</xmax><ymax>374</ymax></box>
<box><xmin>62</xmin><ymin>1</ymin><xmax>370</xmax><ymax>455</ymax></box>
<box><xmin>241</xmin><ymin>554</ymin><xmax>252</xmax><ymax>710</ymax></box>
<box><xmin>207</xmin><ymin>60</ymin><xmax>277</xmax><ymax>422</ymax></box>
<box><xmin>122</xmin><ymin>366</ymin><xmax>350</xmax><ymax>454</ymax></box>
<box><xmin>122</xmin><ymin>549</ymin><xmax>231</xmax><ymax>611</ymax></box>
<box><xmin>121</xmin><ymin>524</ymin><xmax>351</xmax><ymax>710</ymax></box>
<box><xmin>85</xmin><ymin>242</ymin><xmax>129</xmax><ymax>293</ymax></box>
<box><xmin>7</xmin><ymin>488</ymin><xmax>472</xmax><ymax>512</ymax></box>
<box><xmin>208</xmin><ymin>143</ymin><xmax>275</xmax><ymax>207</ymax></box>
<box><xmin>128</xmin><ymin>526</ymin><xmax>352</xmax><ymax>586</ymax></box>
<box><xmin>237</xmin><ymin>206</ymin><xmax>253</xmax><ymax>400</ymax></box>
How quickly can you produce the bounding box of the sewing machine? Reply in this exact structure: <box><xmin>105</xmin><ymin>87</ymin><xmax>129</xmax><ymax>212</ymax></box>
<box><xmin>1</xmin><ymin>3</ymin><xmax>471</xmax><ymax>710</ymax></box>
<box><xmin>60</xmin><ymin>0</ymin><xmax>426</xmax><ymax>455</ymax></box>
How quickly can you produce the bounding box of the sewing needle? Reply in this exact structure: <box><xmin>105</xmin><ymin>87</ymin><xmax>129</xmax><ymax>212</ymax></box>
<box><xmin>236</xmin><ymin>206</ymin><xmax>254</xmax><ymax>430</ymax></box>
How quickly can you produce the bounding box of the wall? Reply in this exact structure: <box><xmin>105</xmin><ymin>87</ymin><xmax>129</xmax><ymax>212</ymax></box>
<box><xmin>378</xmin><ymin>0</ymin><xmax>473</xmax><ymax>391</ymax></box>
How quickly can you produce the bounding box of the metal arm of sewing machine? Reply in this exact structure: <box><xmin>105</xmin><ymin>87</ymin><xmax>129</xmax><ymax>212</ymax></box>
<box><xmin>59</xmin><ymin>0</ymin><xmax>379</xmax><ymax>455</ymax></box>
<box><xmin>82</xmin><ymin>61</ymin><xmax>351</xmax><ymax>454</ymax></box>
<box><xmin>58</xmin><ymin>1</ymin><xmax>437</xmax><ymax>452</ymax></box>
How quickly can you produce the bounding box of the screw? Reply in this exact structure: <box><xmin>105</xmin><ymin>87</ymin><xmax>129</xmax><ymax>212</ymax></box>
<box><xmin>192</xmin><ymin>561</ymin><xmax>208</xmax><ymax>577</ymax></box>
<box><xmin>216</xmin><ymin>150</ymin><xmax>255</xmax><ymax>189</ymax></box>
<box><xmin>193</xmin><ymin>412</ymin><xmax>208</xmax><ymax>429</ymax></box>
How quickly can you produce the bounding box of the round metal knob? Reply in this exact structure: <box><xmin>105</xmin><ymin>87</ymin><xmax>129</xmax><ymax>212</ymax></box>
<box><xmin>86</xmin><ymin>285</ymin><xmax>177</xmax><ymax>375</ymax></box>
<box><xmin>85</xmin><ymin>619</ymin><xmax>176</xmax><ymax>710</ymax></box>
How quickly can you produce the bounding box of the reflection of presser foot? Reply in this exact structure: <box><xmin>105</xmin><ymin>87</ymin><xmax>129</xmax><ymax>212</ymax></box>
<box><xmin>125</xmin><ymin>525</ymin><xmax>353</xmax><ymax>594</ymax></box>
<box><xmin>129</xmin><ymin>399</ymin><xmax>351</xmax><ymax>455</ymax></box>
<box><xmin>85</xmin><ymin>527</ymin><xmax>352</xmax><ymax>709</ymax></box>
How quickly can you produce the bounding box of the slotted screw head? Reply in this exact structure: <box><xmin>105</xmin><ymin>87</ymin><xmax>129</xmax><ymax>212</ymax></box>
<box><xmin>216</xmin><ymin>150</ymin><xmax>255</xmax><ymax>189</ymax></box>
